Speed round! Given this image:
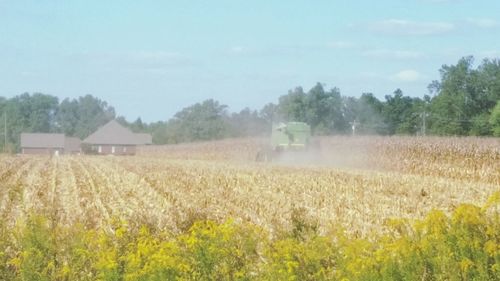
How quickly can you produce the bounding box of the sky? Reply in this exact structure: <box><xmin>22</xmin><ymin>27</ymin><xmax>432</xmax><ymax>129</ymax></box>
<box><xmin>1</xmin><ymin>0</ymin><xmax>499</xmax><ymax>122</ymax></box>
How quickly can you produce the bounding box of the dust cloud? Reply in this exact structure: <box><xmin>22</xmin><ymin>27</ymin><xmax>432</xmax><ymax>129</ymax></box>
<box><xmin>265</xmin><ymin>137</ymin><xmax>380</xmax><ymax>171</ymax></box>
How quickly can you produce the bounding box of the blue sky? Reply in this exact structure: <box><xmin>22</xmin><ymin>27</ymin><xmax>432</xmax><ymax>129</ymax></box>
<box><xmin>1</xmin><ymin>0</ymin><xmax>499</xmax><ymax>122</ymax></box>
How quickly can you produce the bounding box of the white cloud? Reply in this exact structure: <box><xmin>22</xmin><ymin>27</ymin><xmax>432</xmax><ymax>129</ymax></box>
<box><xmin>327</xmin><ymin>41</ymin><xmax>354</xmax><ymax>49</ymax></box>
<box><xmin>369</xmin><ymin>19</ymin><xmax>454</xmax><ymax>35</ymax></box>
<box><xmin>76</xmin><ymin>51</ymin><xmax>194</xmax><ymax>70</ymax></box>
<box><xmin>228</xmin><ymin>46</ymin><xmax>284</xmax><ymax>57</ymax></box>
<box><xmin>119</xmin><ymin>51</ymin><xmax>193</xmax><ymax>68</ymax></box>
<box><xmin>363</xmin><ymin>49</ymin><xmax>424</xmax><ymax>59</ymax></box>
<box><xmin>466</xmin><ymin>18</ymin><xmax>498</xmax><ymax>28</ymax></box>
<box><xmin>230</xmin><ymin>46</ymin><xmax>248</xmax><ymax>54</ymax></box>
<box><xmin>391</xmin><ymin>70</ymin><xmax>423</xmax><ymax>82</ymax></box>
<box><xmin>228</xmin><ymin>41</ymin><xmax>355</xmax><ymax>58</ymax></box>
<box><xmin>228</xmin><ymin>44</ymin><xmax>319</xmax><ymax>57</ymax></box>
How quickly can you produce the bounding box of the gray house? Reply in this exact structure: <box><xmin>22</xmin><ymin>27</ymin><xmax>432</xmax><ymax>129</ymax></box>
<box><xmin>20</xmin><ymin>133</ymin><xmax>81</xmax><ymax>155</ymax></box>
<box><xmin>83</xmin><ymin>120</ymin><xmax>152</xmax><ymax>155</ymax></box>
<box><xmin>64</xmin><ymin>137</ymin><xmax>83</xmax><ymax>154</ymax></box>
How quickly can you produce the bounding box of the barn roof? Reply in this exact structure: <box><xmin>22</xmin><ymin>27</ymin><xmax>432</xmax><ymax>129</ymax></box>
<box><xmin>83</xmin><ymin>120</ymin><xmax>152</xmax><ymax>145</ymax></box>
<box><xmin>21</xmin><ymin>133</ymin><xmax>66</xmax><ymax>148</ymax></box>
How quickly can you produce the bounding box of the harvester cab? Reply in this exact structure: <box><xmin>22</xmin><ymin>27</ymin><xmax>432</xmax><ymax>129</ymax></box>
<box><xmin>272</xmin><ymin>122</ymin><xmax>311</xmax><ymax>151</ymax></box>
<box><xmin>256</xmin><ymin>122</ymin><xmax>312</xmax><ymax>162</ymax></box>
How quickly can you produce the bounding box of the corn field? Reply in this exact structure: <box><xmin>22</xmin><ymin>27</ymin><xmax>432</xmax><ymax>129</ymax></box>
<box><xmin>0</xmin><ymin>136</ymin><xmax>499</xmax><ymax>280</ymax></box>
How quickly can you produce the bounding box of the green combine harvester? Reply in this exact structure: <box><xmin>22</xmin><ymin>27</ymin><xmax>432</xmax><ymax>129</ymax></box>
<box><xmin>256</xmin><ymin>122</ymin><xmax>312</xmax><ymax>162</ymax></box>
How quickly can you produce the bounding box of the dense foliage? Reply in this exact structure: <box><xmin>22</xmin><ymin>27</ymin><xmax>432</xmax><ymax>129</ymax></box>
<box><xmin>0</xmin><ymin>94</ymin><xmax>115</xmax><ymax>152</ymax></box>
<box><xmin>428</xmin><ymin>57</ymin><xmax>500</xmax><ymax>136</ymax></box>
<box><xmin>149</xmin><ymin>56</ymin><xmax>499</xmax><ymax>141</ymax></box>
<box><xmin>1</xmin><ymin>56</ymin><xmax>499</xmax><ymax>150</ymax></box>
<box><xmin>0</xmin><ymin>193</ymin><xmax>499</xmax><ymax>281</ymax></box>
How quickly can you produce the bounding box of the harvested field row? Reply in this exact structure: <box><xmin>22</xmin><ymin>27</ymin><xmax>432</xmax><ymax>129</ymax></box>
<box><xmin>0</xmin><ymin>136</ymin><xmax>498</xmax><ymax>236</ymax></box>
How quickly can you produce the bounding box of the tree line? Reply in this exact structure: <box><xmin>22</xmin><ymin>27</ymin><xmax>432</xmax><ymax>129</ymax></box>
<box><xmin>0</xmin><ymin>56</ymin><xmax>499</xmax><ymax>151</ymax></box>
<box><xmin>142</xmin><ymin>56</ymin><xmax>500</xmax><ymax>143</ymax></box>
<box><xmin>0</xmin><ymin>94</ymin><xmax>116</xmax><ymax>152</ymax></box>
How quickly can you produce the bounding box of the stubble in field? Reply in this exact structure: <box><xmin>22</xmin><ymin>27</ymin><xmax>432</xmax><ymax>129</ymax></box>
<box><xmin>0</xmin><ymin>136</ymin><xmax>498</xmax><ymax>237</ymax></box>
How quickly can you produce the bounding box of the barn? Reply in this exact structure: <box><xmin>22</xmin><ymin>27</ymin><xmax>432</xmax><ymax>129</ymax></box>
<box><xmin>82</xmin><ymin>120</ymin><xmax>152</xmax><ymax>155</ymax></box>
<box><xmin>20</xmin><ymin>133</ymin><xmax>82</xmax><ymax>155</ymax></box>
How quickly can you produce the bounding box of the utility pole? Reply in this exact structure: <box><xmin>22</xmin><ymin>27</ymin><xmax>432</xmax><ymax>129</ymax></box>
<box><xmin>350</xmin><ymin>120</ymin><xmax>359</xmax><ymax>136</ymax></box>
<box><xmin>421</xmin><ymin>110</ymin><xmax>427</xmax><ymax>136</ymax></box>
<box><xmin>421</xmin><ymin>99</ymin><xmax>430</xmax><ymax>136</ymax></box>
<box><xmin>3</xmin><ymin>111</ymin><xmax>6</xmax><ymax>153</ymax></box>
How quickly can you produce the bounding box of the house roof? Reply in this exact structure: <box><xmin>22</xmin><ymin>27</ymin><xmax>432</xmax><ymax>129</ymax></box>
<box><xmin>21</xmin><ymin>133</ymin><xmax>66</xmax><ymax>148</ymax></box>
<box><xmin>83</xmin><ymin>120</ymin><xmax>152</xmax><ymax>145</ymax></box>
<box><xmin>65</xmin><ymin>137</ymin><xmax>82</xmax><ymax>152</ymax></box>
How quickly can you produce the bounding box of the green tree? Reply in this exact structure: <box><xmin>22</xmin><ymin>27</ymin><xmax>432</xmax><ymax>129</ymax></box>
<box><xmin>0</xmin><ymin>97</ymin><xmax>6</xmax><ymax>151</ymax></box>
<box><xmin>278</xmin><ymin>86</ymin><xmax>308</xmax><ymax>123</ymax></box>
<box><xmin>259</xmin><ymin>103</ymin><xmax>279</xmax><ymax>126</ymax></box>
<box><xmin>490</xmin><ymin>101</ymin><xmax>500</xmax><ymax>136</ymax></box>
<box><xmin>306</xmin><ymin>83</ymin><xmax>344</xmax><ymax>134</ymax></box>
<box><xmin>470</xmin><ymin>113</ymin><xmax>492</xmax><ymax>136</ymax></box>
<box><xmin>477</xmin><ymin>58</ymin><xmax>500</xmax><ymax>110</ymax></box>
<box><xmin>383</xmin><ymin>89</ymin><xmax>417</xmax><ymax>134</ymax></box>
<box><xmin>162</xmin><ymin>99</ymin><xmax>230</xmax><ymax>143</ymax></box>
<box><xmin>116</xmin><ymin>117</ymin><xmax>149</xmax><ymax>133</ymax></box>
<box><xmin>429</xmin><ymin>57</ymin><xmax>476</xmax><ymax>135</ymax></box>
<box><xmin>0</xmin><ymin>93</ymin><xmax>115</xmax><ymax>151</ymax></box>
<box><xmin>341</xmin><ymin>93</ymin><xmax>388</xmax><ymax>135</ymax></box>
<box><xmin>429</xmin><ymin>56</ymin><xmax>499</xmax><ymax>136</ymax></box>
<box><xmin>7</xmin><ymin>93</ymin><xmax>59</xmax><ymax>133</ymax></box>
<box><xmin>228</xmin><ymin>108</ymin><xmax>267</xmax><ymax>137</ymax></box>
<box><xmin>56</xmin><ymin>98</ymin><xmax>79</xmax><ymax>136</ymax></box>
<box><xmin>278</xmin><ymin>83</ymin><xmax>345</xmax><ymax>134</ymax></box>
<box><xmin>56</xmin><ymin>95</ymin><xmax>115</xmax><ymax>139</ymax></box>
<box><xmin>148</xmin><ymin>121</ymin><xmax>168</xmax><ymax>144</ymax></box>
<box><xmin>27</xmin><ymin>93</ymin><xmax>59</xmax><ymax>132</ymax></box>
<box><xmin>131</xmin><ymin>117</ymin><xmax>145</xmax><ymax>132</ymax></box>
<box><xmin>0</xmin><ymin>93</ymin><xmax>58</xmax><ymax>151</ymax></box>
